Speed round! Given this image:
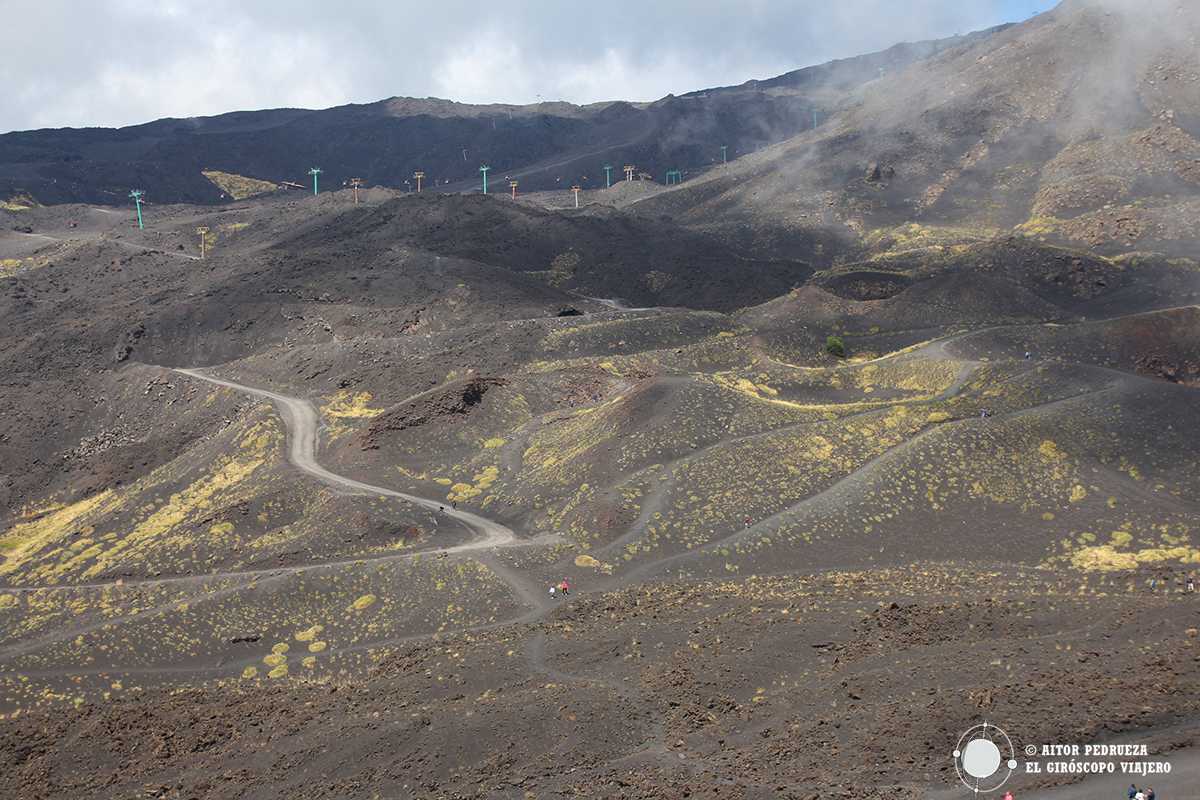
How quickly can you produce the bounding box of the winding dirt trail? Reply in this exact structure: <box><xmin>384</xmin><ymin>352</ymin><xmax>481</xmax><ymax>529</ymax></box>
<box><xmin>0</xmin><ymin>368</ymin><xmax>563</xmax><ymax>666</ymax></box>
<box><xmin>174</xmin><ymin>367</ymin><xmax>518</xmax><ymax>552</ymax></box>
<box><xmin>614</xmin><ymin>377</ymin><xmax>1132</xmax><ymax>587</ymax></box>
<box><xmin>0</xmin><ymin>370</ymin><xmax>551</xmax><ymax>600</ymax></box>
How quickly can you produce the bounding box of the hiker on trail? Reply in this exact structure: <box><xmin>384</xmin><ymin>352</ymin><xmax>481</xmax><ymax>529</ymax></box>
<box><xmin>439</xmin><ymin>505</ymin><xmax>445</xmax><ymax>514</ymax></box>
<box><xmin>549</xmin><ymin>586</ymin><xmax>556</xmax><ymax>598</ymax></box>
<box><xmin>559</xmin><ymin>578</ymin><xmax>570</xmax><ymax>596</ymax></box>
<box><xmin>1024</xmin><ymin>351</ymin><xmax>1031</xmax><ymax>360</ymax></box>
<box><xmin>744</xmin><ymin>515</ymin><xmax>752</xmax><ymax>528</ymax></box>
<box><xmin>1187</xmin><ymin>573</ymin><xmax>1195</xmax><ymax>593</ymax></box>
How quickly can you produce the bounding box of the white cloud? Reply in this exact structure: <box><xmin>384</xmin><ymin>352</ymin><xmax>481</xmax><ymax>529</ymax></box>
<box><xmin>0</xmin><ymin>0</ymin><xmax>1053</xmax><ymax>132</ymax></box>
<box><xmin>17</xmin><ymin>24</ymin><xmax>352</xmax><ymax>129</ymax></box>
<box><xmin>432</xmin><ymin>40</ymin><xmax>533</xmax><ymax>104</ymax></box>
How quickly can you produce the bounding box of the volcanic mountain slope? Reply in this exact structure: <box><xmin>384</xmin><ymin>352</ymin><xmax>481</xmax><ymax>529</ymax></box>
<box><xmin>0</xmin><ymin>27</ymin><xmax>1006</xmax><ymax>206</ymax></box>
<box><xmin>2</xmin><ymin>3</ymin><xmax>1200</xmax><ymax>797</ymax></box>
<box><xmin>1</xmin><ymin>179</ymin><xmax>1198</xmax><ymax>797</ymax></box>
<box><xmin>273</xmin><ymin>192</ymin><xmax>829</xmax><ymax>311</ymax></box>
<box><xmin>636</xmin><ymin>0</ymin><xmax>1200</xmax><ymax>261</ymax></box>
<box><xmin>0</xmin><ymin>192</ymin><xmax>603</xmax><ymax>516</ymax></box>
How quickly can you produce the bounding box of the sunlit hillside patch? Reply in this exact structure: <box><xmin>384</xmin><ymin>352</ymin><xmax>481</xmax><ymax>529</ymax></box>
<box><xmin>68</xmin><ymin>423</ymin><xmax>279</xmax><ymax>582</ymax></box>
<box><xmin>201</xmin><ymin>170</ymin><xmax>278</xmax><ymax>200</ymax></box>
<box><xmin>1048</xmin><ymin>517</ymin><xmax>1200</xmax><ymax>572</ymax></box>
<box><xmin>537</xmin><ymin>310</ymin><xmax>730</xmax><ymax>361</ymax></box>
<box><xmin>708</xmin><ymin>356</ymin><xmax>962</xmax><ymax>414</ymax></box>
<box><xmin>294</xmin><ymin>624</ymin><xmax>323</xmax><ymax>642</ymax></box>
<box><xmin>0</xmin><ymin>580</ymin><xmax>178</xmax><ymax>649</ymax></box>
<box><xmin>506</xmin><ymin>354</ymin><xmax>981</xmax><ymax>552</ymax></box>
<box><xmin>1069</xmin><ymin>543</ymin><xmax>1200</xmax><ymax>571</ymax></box>
<box><xmin>603</xmin><ymin>405</ymin><xmax>936</xmax><ymax>562</ymax></box>
<box><xmin>0</xmin><ymin>553</ymin><xmax>521</xmax><ymax>699</ymax></box>
<box><xmin>0</xmin><ymin>491</ymin><xmax>122</xmax><ymax>579</ymax></box>
<box><xmin>1015</xmin><ymin>214</ymin><xmax>1064</xmax><ymax>239</ymax></box>
<box><xmin>320</xmin><ymin>390</ymin><xmax>385</xmax><ymax>439</ymax></box>
<box><xmin>446</xmin><ymin>465</ymin><xmax>500</xmax><ymax>505</ymax></box>
<box><xmin>0</xmin><ymin>416</ymin><xmax>285</xmax><ymax>586</ymax></box>
<box><xmin>0</xmin><ymin>193</ymin><xmax>38</xmax><ymax>211</ymax></box>
<box><xmin>863</xmin><ymin>223</ymin><xmax>998</xmax><ymax>258</ymax></box>
<box><xmin>349</xmin><ymin>593</ymin><xmax>377</xmax><ymax>611</ymax></box>
<box><xmin>574</xmin><ymin>554</ymin><xmax>613</xmax><ymax>574</ymax></box>
<box><xmin>520</xmin><ymin>400</ymin><xmax>626</xmax><ymax>490</ymax></box>
<box><xmin>321</xmin><ymin>390</ymin><xmax>384</xmax><ymax>420</ymax></box>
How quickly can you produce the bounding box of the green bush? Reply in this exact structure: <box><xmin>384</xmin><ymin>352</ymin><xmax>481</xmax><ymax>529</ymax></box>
<box><xmin>825</xmin><ymin>335</ymin><xmax>846</xmax><ymax>358</ymax></box>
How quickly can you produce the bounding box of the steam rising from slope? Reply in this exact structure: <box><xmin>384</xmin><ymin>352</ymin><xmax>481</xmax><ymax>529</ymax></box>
<box><xmin>646</xmin><ymin>0</ymin><xmax>1200</xmax><ymax>271</ymax></box>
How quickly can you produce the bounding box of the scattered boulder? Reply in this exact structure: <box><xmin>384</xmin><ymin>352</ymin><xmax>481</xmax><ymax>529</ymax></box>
<box><xmin>361</xmin><ymin>377</ymin><xmax>508</xmax><ymax>448</ymax></box>
<box><xmin>112</xmin><ymin>323</ymin><xmax>145</xmax><ymax>363</ymax></box>
<box><xmin>1134</xmin><ymin>354</ymin><xmax>1198</xmax><ymax>384</ymax></box>
<box><xmin>229</xmin><ymin>634</ymin><xmax>261</xmax><ymax>644</ymax></box>
<box><xmin>864</xmin><ymin>162</ymin><xmax>896</xmax><ymax>183</ymax></box>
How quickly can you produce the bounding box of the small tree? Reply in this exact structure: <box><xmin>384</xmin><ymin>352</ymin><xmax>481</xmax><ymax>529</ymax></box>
<box><xmin>825</xmin><ymin>335</ymin><xmax>846</xmax><ymax>358</ymax></box>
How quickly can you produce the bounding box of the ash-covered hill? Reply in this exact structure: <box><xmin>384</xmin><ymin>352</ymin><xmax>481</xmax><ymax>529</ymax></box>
<box><xmin>638</xmin><ymin>0</ymin><xmax>1200</xmax><ymax>259</ymax></box>
<box><xmin>0</xmin><ymin>27</ymin><xmax>1003</xmax><ymax>206</ymax></box>
<box><xmin>2</xmin><ymin>5</ymin><xmax>1200</xmax><ymax>798</ymax></box>
<box><xmin>274</xmin><ymin>193</ymin><xmax>822</xmax><ymax>311</ymax></box>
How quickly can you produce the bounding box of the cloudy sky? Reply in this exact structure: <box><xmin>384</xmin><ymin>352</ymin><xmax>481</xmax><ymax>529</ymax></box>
<box><xmin>1</xmin><ymin>0</ymin><xmax>1056</xmax><ymax>133</ymax></box>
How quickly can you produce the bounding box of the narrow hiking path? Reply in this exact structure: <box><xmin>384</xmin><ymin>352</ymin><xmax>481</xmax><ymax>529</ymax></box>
<box><xmin>0</xmin><ymin>368</ymin><xmax>556</xmax><ymax>602</ymax></box>
<box><xmin>521</xmin><ymin>630</ymin><xmax>710</xmax><ymax>775</ymax></box>
<box><xmin>0</xmin><ymin>367</ymin><xmax>562</xmax><ymax>669</ymax></box>
<box><xmin>598</xmin><ymin>360</ymin><xmax>982</xmax><ymax>561</ymax></box>
<box><xmin>605</xmin><ymin>303</ymin><xmax>1200</xmax><ymax>581</ymax></box>
<box><xmin>173</xmin><ymin>367</ymin><xmax>519</xmax><ymax>548</ymax></box>
<box><xmin>4</xmin><ymin>304</ymin><xmax>1197</xmax><ymax>672</ymax></box>
<box><xmin>582</xmin><ymin>296</ymin><xmax>659</xmax><ymax>312</ymax></box>
<box><xmin>6</xmin><ymin>302</ymin><xmax>1193</xmax><ymax>601</ymax></box>
<box><xmin>613</xmin><ymin>380</ymin><xmax>1125</xmax><ymax>587</ymax></box>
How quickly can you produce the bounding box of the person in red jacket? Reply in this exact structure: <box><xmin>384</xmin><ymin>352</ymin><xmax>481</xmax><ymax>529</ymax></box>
<box><xmin>559</xmin><ymin>578</ymin><xmax>571</xmax><ymax>596</ymax></box>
